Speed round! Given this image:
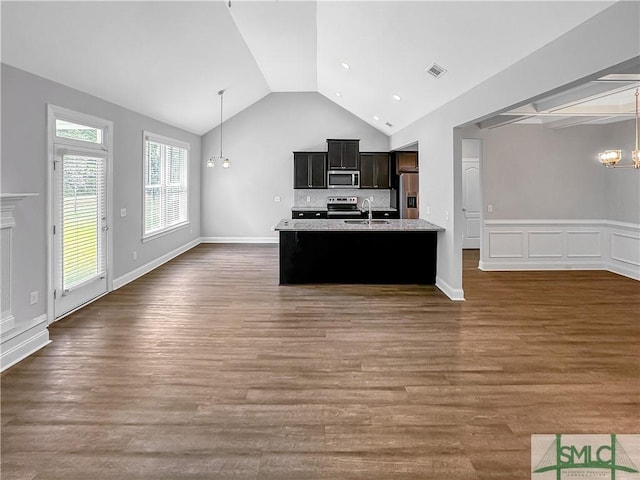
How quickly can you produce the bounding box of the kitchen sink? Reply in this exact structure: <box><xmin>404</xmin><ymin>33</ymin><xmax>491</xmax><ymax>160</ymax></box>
<box><xmin>344</xmin><ymin>219</ymin><xmax>390</xmax><ymax>225</ymax></box>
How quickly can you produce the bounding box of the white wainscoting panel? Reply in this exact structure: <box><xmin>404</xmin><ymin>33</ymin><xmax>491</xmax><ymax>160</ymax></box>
<box><xmin>567</xmin><ymin>231</ymin><xmax>601</xmax><ymax>258</ymax></box>
<box><xmin>607</xmin><ymin>223</ymin><xmax>640</xmax><ymax>280</ymax></box>
<box><xmin>481</xmin><ymin>220</ymin><xmax>639</xmax><ymax>280</ymax></box>
<box><xmin>488</xmin><ymin>231</ymin><xmax>523</xmax><ymax>258</ymax></box>
<box><xmin>528</xmin><ymin>231</ymin><xmax>563</xmax><ymax>258</ymax></box>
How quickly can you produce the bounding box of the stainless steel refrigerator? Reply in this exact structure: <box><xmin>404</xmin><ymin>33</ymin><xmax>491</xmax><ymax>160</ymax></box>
<box><xmin>399</xmin><ymin>173</ymin><xmax>419</xmax><ymax>219</ymax></box>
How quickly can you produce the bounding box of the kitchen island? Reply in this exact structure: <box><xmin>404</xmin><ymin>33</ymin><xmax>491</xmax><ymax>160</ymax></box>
<box><xmin>275</xmin><ymin>218</ymin><xmax>444</xmax><ymax>285</ymax></box>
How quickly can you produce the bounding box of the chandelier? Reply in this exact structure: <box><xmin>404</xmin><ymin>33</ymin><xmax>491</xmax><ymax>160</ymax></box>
<box><xmin>207</xmin><ymin>89</ymin><xmax>230</xmax><ymax>168</ymax></box>
<box><xmin>598</xmin><ymin>88</ymin><xmax>640</xmax><ymax>169</ymax></box>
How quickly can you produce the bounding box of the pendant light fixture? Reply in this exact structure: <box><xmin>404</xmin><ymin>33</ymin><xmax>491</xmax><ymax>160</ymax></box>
<box><xmin>207</xmin><ymin>89</ymin><xmax>230</xmax><ymax>168</ymax></box>
<box><xmin>598</xmin><ymin>88</ymin><xmax>640</xmax><ymax>169</ymax></box>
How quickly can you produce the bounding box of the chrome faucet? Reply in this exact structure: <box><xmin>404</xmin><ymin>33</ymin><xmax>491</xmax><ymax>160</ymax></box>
<box><xmin>361</xmin><ymin>198</ymin><xmax>373</xmax><ymax>224</ymax></box>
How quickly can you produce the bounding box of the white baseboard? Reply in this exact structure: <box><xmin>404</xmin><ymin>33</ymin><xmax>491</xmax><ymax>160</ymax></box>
<box><xmin>200</xmin><ymin>236</ymin><xmax>278</xmax><ymax>244</ymax></box>
<box><xmin>113</xmin><ymin>238</ymin><xmax>200</xmax><ymax>290</ymax></box>
<box><xmin>436</xmin><ymin>276</ymin><xmax>465</xmax><ymax>301</ymax></box>
<box><xmin>1</xmin><ymin>314</ymin><xmax>50</xmax><ymax>372</ymax></box>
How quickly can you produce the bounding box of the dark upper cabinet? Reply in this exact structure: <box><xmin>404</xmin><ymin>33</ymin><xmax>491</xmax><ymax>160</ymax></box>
<box><xmin>294</xmin><ymin>152</ymin><xmax>327</xmax><ymax>189</ymax></box>
<box><xmin>395</xmin><ymin>151</ymin><xmax>419</xmax><ymax>173</ymax></box>
<box><xmin>327</xmin><ymin>139</ymin><xmax>359</xmax><ymax>170</ymax></box>
<box><xmin>360</xmin><ymin>152</ymin><xmax>390</xmax><ymax>189</ymax></box>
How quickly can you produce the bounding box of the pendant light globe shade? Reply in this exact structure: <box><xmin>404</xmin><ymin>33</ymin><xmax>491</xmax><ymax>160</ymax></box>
<box><xmin>206</xmin><ymin>89</ymin><xmax>230</xmax><ymax>169</ymax></box>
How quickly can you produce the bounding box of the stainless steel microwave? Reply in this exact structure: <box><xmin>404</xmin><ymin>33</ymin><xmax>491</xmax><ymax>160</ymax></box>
<box><xmin>327</xmin><ymin>170</ymin><xmax>359</xmax><ymax>188</ymax></box>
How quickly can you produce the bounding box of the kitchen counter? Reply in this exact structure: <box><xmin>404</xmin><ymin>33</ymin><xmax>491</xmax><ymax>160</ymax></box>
<box><xmin>291</xmin><ymin>206</ymin><xmax>398</xmax><ymax>213</ymax></box>
<box><xmin>276</xmin><ymin>219</ymin><xmax>443</xmax><ymax>285</ymax></box>
<box><xmin>276</xmin><ymin>218</ymin><xmax>443</xmax><ymax>232</ymax></box>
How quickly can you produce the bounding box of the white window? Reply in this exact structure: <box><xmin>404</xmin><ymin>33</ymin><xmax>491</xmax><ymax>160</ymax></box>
<box><xmin>143</xmin><ymin>132</ymin><xmax>189</xmax><ymax>239</ymax></box>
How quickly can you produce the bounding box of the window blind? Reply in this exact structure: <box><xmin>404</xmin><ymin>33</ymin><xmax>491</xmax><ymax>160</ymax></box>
<box><xmin>144</xmin><ymin>134</ymin><xmax>189</xmax><ymax>237</ymax></box>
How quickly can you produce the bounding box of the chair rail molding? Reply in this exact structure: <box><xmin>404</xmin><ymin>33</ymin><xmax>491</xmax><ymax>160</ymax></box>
<box><xmin>480</xmin><ymin>219</ymin><xmax>640</xmax><ymax>280</ymax></box>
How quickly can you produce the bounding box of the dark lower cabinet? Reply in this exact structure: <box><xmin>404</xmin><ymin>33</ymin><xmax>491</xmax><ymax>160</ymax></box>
<box><xmin>292</xmin><ymin>210</ymin><xmax>327</xmax><ymax>219</ymax></box>
<box><xmin>279</xmin><ymin>230</ymin><xmax>437</xmax><ymax>284</ymax></box>
<box><xmin>294</xmin><ymin>152</ymin><xmax>326</xmax><ymax>189</ymax></box>
<box><xmin>360</xmin><ymin>153</ymin><xmax>391</xmax><ymax>188</ymax></box>
<box><xmin>372</xmin><ymin>210</ymin><xmax>399</xmax><ymax>219</ymax></box>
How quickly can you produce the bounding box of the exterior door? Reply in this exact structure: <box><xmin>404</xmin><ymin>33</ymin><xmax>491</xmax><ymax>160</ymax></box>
<box><xmin>53</xmin><ymin>146</ymin><xmax>108</xmax><ymax>317</ymax></box>
<box><xmin>462</xmin><ymin>158</ymin><xmax>481</xmax><ymax>249</ymax></box>
<box><xmin>49</xmin><ymin>105</ymin><xmax>112</xmax><ymax>320</ymax></box>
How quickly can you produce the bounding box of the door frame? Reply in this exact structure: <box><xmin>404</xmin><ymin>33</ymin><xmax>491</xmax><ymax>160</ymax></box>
<box><xmin>47</xmin><ymin>105</ymin><xmax>114</xmax><ymax>324</ymax></box>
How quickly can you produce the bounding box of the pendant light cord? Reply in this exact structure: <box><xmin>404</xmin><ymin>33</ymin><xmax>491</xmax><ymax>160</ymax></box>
<box><xmin>219</xmin><ymin>90</ymin><xmax>224</xmax><ymax>159</ymax></box>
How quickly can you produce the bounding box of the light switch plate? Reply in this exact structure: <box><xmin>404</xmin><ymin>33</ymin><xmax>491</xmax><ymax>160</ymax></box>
<box><xmin>120</xmin><ymin>208</ymin><xmax>127</xmax><ymax>217</ymax></box>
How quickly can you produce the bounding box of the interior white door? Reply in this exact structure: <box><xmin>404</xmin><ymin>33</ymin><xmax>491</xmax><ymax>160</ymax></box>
<box><xmin>462</xmin><ymin>158</ymin><xmax>481</xmax><ymax>249</ymax></box>
<box><xmin>53</xmin><ymin>146</ymin><xmax>108</xmax><ymax>318</ymax></box>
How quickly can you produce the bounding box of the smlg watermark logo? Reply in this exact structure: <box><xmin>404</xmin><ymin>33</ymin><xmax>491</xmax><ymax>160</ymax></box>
<box><xmin>532</xmin><ymin>434</ymin><xmax>640</xmax><ymax>480</ymax></box>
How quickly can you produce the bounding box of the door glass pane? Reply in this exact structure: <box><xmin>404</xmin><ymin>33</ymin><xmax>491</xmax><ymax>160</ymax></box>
<box><xmin>62</xmin><ymin>154</ymin><xmax>104</xmax><ymax>290</ymax></box>
<box><xmin>56</xmin><ymin>119</ymin><xmax>103</xmax><ymax>144</ymax></box>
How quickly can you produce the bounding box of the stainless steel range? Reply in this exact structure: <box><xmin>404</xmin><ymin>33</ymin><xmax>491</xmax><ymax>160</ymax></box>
<box><xmin>326</xmin><ymin>196</ymin><xmax>362</xmax><ymax>218</ymax></box>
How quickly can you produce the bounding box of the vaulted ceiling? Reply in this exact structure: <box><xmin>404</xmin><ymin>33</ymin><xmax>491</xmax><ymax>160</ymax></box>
<box><xmin>1</xmin><ymin>1</ymin><xmax>617</xmax><ymax>136</ymax></box>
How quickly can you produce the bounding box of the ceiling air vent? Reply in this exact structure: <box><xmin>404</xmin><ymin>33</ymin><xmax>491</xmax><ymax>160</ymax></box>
<box><xmin>426</xmin><ymin>63</ymin><xmax>447</xmax><ymax>78</ymax></box>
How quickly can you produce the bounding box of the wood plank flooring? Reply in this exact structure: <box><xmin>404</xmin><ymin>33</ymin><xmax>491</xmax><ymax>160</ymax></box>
<box><xmin>2</xmin><ymin>245</ymin><xmax>639</xmax><ymax>479</ymax></box>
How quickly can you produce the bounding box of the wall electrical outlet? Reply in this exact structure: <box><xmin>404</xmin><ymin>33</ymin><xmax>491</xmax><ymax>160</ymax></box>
<box><xmin>487</xmin><ymin>204</ymin><xmax>493</xmax><ymax>213</ymax></box>
<box><xmin>29</xmin><ymin>291</ymin><xmax>38</xmax><ymax>305</ymax></box>
<box><xmin>306</xmin><ymin>196</ymin><xmax>311</xmax><ymax>202</ymax></box>
<box><xmin>270</xmin><ymin>225</ymin><xmax>275</xmax><ymax>231</ymax></box>
<box><xmin>274</xmin><ymin>196</ymin><xmax>281</xmax><ymax>203</ymax></box>
<box><xmin>426</xmin><ymin>206</ymin><xmax>431</xmax><ymax>215</ymax></box>
<box><xmin>444</xmin><ymin>211</ymin><xmax>449</xmax><ymax>221</ymax></box>
<box><xmin>120</xmin><ymin>208</ymin><xmax>127</xmax><ymax>217</ymax></box>
<box><xmin>132</xmin><ymin>251</ymin><xmax>137</xmax><ymax>260</ymax></box>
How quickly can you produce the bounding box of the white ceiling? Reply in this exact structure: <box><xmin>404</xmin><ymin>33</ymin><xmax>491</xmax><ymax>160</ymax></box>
<box><xmin>1</xmin><ymin>1</ymin><xmax>616</xmax><ymax>135</ymax></box>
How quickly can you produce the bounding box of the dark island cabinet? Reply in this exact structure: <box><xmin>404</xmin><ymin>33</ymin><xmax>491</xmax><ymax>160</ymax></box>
<box><xmin>360</xmin><ymin>152</ymin><xmax>390</xmax><ymax>188</ymax></box>
<box><xmin>327</xmin><ymin>139</ymin><xmax>359</xmax><ymax>170</ymax></box>
<box><xmin>294</xmin><ymin>152</ymin><xmax>327</xmax><ymax>189</ymax></box>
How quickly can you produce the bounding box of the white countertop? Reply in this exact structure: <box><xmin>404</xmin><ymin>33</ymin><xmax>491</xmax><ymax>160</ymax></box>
<box><xmin>275</xmin><ymin>218</ymin><xmax>444</xmax><ymax>232</ymax></box>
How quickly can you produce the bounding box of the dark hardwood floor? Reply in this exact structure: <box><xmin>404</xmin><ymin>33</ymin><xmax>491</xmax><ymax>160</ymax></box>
<box><xmin>2</xmin><ymin>245</ymin><xmax>639</xmax><ymax>479</ymax></box>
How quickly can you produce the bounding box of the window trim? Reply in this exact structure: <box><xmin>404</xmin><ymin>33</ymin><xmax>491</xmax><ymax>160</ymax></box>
<box><xmin>142</xmin><ymin>131</ymin><xmax>190</xmax><ymax>241</ymax></box>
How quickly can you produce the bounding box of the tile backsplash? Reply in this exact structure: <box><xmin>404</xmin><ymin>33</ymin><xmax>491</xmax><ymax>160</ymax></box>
<box><xmin>294</xmin><ymin>189</ymin><xmax>391</xmax><ymax>208</ymax></box>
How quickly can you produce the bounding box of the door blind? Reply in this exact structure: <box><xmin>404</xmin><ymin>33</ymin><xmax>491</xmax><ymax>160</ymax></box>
<box><xmin>60</xmin><ymin>153</ymin><xmax>106</xmax><ymax>292</ymax></box>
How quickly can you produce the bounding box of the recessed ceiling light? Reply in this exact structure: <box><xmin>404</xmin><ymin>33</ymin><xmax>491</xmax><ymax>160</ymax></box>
<box><xmin>373</xmin><ymin>115</ymin><xmax>380</xmax><ymax>121</ymax></box>
<box><xmin>341</xmin><ymin>62</ymin><xmax>350</xmax><ymax>70</ymax></box>
<box><xmin>335</xmin><ymin>92</ymin><xmax>342</xmax><ymax>97</ymax></box>
<box><xmin>392</xmin><ymin>94</ymin><xmax>402</xmax><ymax>101</ymax></box>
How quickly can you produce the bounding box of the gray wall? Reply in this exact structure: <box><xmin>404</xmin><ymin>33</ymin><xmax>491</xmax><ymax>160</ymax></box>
<box><xmin>1</xmin><ymin>64</ymin><xmax>201</xmax><ymax>327</ymax></box>
<box><xmin>480</xmin><ymin>123</ymin><xmax>609</xmax><ymax>220</ymax></box>
<box><xmin>201</xmin><ymin>92</ymin><xmax>389</xmax><ymax>238</ymax></box>
<box><xmin>462</xmin><ymin>120</ymin><xmax>639</xmax><ymax>225</ymax></box>
<box><xmin>602</xmin><ymin>119</ymin><xmax>640</xmax><ymax>224</ymax></box>
<box><xmin>390</xmin><ymin>1</ymin><xmax>639</xmax><ymax>298</ymax></box>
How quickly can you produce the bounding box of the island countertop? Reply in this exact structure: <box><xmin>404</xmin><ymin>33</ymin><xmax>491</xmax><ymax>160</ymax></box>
<box><xmin>275</xmin><ymin>218</ymin><xmax>444</xmax><ymax>232</ymax></box>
